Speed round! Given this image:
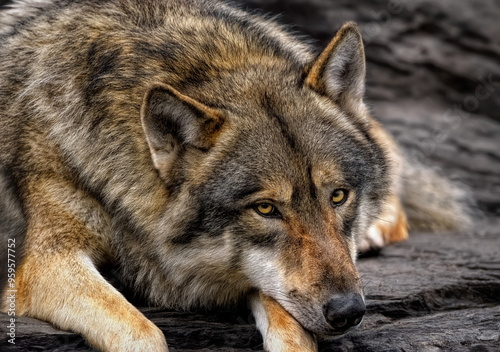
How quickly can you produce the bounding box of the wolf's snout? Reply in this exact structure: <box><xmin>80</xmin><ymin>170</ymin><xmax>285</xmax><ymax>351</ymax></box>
<box><xmin>323</xmin><ymin>293</ymin><xmax>366</xmax><ymax>332</ymax></box>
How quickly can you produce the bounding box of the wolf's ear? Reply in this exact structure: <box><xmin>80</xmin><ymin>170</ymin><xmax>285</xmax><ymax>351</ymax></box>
<box><xmin>141</xmin><ymin>83</ymin><xmax>225</xmax><ymax>171</ymax></box>
<box><xmin>305</xmin><ymin>22</ymin><xmax>365</xmax><ymax>106</ymax></box>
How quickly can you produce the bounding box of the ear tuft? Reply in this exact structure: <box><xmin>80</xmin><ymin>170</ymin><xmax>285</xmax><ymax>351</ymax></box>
<box><xmin>305</xmin><ymin>22</ymin><xmax>366</xmax><ymax>105</ymax></box>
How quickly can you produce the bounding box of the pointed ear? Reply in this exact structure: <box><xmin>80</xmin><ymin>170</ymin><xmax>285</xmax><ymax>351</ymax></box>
<box><xmin>305</xmin><ymin>22</ymin><xmax>366</xmax><ymax>105</ymax></box>
<box><xmin>140</xmin><ymin>83</ymin><xmax>225</xmax><ymax>172</ymax></box>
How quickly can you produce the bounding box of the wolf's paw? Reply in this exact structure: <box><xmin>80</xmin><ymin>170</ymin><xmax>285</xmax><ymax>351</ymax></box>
<box><xmin>262</xmin><ymin>298</ymin><xmax>317</xmax><ymax>352</ymax></box>
<box><xmin>358</xmin><ymin>196</ymin><xmax>408</xmax><ymax>254</ymax></box>
<box><xmin>251</xmin><ymin>292</ymin><xmax>317</xmax><ymax>352</ymax></box>
<box><xmin>358</xmin><ymin>225</ymin><xmax>386</xmax><ymax>254</ymax></box>
<box><xmin>112</xmin><ymin>323</ymin><xmax>168</xmax><ymax>352</ymax></box>
<box><xmin>264</xmin><ymin>326</ymin><xmax>317</xmax><ymax>352</ymax></box>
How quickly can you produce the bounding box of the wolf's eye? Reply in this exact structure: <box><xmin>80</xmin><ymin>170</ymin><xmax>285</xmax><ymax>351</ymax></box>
<box><xmin>331</xmin><ymin>189</ymin><xmax>348</xmax><ymax>206</ymax></box>
<box><xmin>255</xmin><ymin>203</ymin><xmax>279</xmax><ymax>217</ymax></box>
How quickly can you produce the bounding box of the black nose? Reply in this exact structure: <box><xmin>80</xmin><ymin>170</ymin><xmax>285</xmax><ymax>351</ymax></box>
<box><xmin>323</xmin><ymin>293</ymin><xmax>366</xmax><ymax>332</ymax></box>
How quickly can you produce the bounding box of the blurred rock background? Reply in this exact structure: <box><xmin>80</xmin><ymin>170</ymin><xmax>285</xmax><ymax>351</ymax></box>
<box><xmin>1</xmin><ymin>0</ymin><xmax>499</xmax><ymax>351</ymax></box>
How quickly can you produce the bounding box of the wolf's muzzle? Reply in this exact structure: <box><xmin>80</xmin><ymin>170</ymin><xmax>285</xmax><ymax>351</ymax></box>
<box><xmin>323</xmin><ymin>293</ymin><xmax>365</xmax><ymax>333</ymax></box>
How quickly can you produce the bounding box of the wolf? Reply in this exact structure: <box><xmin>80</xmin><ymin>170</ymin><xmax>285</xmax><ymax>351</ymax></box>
<box><xmin>0</xmin><ymin>0</ymin><xmax>474</xmax><ymax>351</ymax></box>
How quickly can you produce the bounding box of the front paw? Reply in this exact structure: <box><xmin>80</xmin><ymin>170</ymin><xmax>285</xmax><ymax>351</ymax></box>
<box><xmin>252</xmin><ymin>293</ymin><xmax>317</xmax><ymax>352</ymax></box>
<box><xmin>117</xmin><ymin>323</ymin><xmax>168</xmax><ymax>352</ymax></box>
<box><xmin>358</xmin><ymin>195</ymin><xmax>408</xmax><ymax>254</ymax></box>
<box><xmin>264</xmin><ymin>325</ymin><xmax>317</xmax><ymax>352</ymax></box>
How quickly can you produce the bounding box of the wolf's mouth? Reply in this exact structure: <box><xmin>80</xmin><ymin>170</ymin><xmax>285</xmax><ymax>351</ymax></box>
<box><xmin>277</xmin><ymin>294</ymin><xmax>365</xmax><ymax>338</ymax></box>
<box><xmin>317</xmin><ymin>315</ymin><xmax>364</xmax><ymax>339</ymax></box>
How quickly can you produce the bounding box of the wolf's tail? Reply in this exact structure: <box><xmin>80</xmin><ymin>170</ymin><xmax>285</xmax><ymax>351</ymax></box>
<box><xmin>399</xmin><ymin>157</ymin><xmax>480</xmax><ymax>232</ymax></box>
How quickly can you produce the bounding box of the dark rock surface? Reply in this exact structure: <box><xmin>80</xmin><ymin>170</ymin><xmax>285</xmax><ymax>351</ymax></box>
<box><xmin>1</xmin><ymin>0</ymin><xmax>499</xmax><ymax>351</ymax></box>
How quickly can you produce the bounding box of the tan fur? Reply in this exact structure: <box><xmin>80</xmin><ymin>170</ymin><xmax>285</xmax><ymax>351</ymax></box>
<box><xmin>258</xmin><ymin>293</ymin><xmax>318</xmax><ymax>352</ymax></box>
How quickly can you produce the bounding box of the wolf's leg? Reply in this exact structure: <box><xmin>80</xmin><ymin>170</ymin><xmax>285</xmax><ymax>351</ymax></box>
<box><xmin>250</xmin><ymin>292</ymin><xmax>317</xmax><ymax>352</ymax></box>
<box><xmin>359</xmin><ymin>194</ymin><xmax>408</xmax><ymax>253</ymax></box>
<box><xmin>358</xmin><ymin>118</ymin><xmax>408</xmax><ymax>253</ymax></box>
<box><xmin>1</xmin><ymin>176</ymin><xmax>168</xmax><ymax>352</ymax></box>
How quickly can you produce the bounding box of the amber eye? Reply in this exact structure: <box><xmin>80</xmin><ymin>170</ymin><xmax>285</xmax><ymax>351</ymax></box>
<box><xmin>331</xmin><ymin>189</ymin><xmax>348</xmax><ymax>206</ymax></box>
<box><xmin>255</xmin><ymin>203</ymin><xmax>279</xmax><ymax>217</ymax></box>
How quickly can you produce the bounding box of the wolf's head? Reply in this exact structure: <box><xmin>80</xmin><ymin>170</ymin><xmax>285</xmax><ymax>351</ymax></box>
<box><xmin>140</xmin><ymin>23</ymin><xmax>390</xmax><ymax>337</ymax></box>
